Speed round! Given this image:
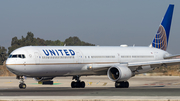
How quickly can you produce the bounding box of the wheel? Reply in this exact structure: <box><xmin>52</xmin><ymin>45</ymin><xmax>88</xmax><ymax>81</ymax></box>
<box><xmin>120</xmin><ymin>81</ymin><xmax>125</xmax><ymax>88</ymax></box>
<box><xmin>71</xmin><ymin>81</ymin><xmax>75</xmax><ymax>88</ymax></box>
<box><xmin>71</xmin><ymin>81</ymin><xmax>78</xmax><ymax>88</ymax></box>
<box><xmin>71</xmin><ymin>81</ymin><xmax>85</xmax><ymax>88</ymax></box>
<box><xmin>80</xmin><ymin>81</ymin><xmax>85</xmax><ymax>88</ymax></box>
<box><xmin>124</xmin><ymin>81</ymin><xmax>129</xmax><ymax>88</ymax></box>
<box><xmin>71</xmin><ymin>81</ymin><xmax>80</xmax><ymax>88</ymax></box>
<box><xmin>115</xmin><ymin>81</ymin><xmax>129</xmax><ymax>88</ymax></box>
<box><xmin>75</xmin><ymin>82</ymin><xmax>80</xmax><ymax>88</ymax></box>
<box><xmin>19</xmin><ymin>83</ymin><xmax>26</xmax><ymax>89</ymax></box>
<box><xmin>115</xmin><ymin>82</ymin><xmax>121</xmax><ymax>88</ymax></box>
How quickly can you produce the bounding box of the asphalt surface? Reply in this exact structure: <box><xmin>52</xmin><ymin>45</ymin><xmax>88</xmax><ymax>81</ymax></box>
<box><xmin>0</xmin><ymin>76</ymin><xmax>180</xmax><ymax>96</ymax></box>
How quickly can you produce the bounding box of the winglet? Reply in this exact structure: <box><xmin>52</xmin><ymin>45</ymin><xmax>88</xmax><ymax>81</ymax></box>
<box><xmin>150</xmin><ymin>4</ymin><xmax>174</xmax><ymax>51</ymax></box>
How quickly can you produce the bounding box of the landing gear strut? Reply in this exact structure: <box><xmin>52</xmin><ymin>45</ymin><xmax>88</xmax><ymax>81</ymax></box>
<box><xmin>115</xmin><ymin>81</ymin><xmax>129</xmax><ymax>88</ymax></box>
<box><xmin>17</xmin><ymin>76</ymin><xmax>26</xmax><ymax>89</ymax></box>
<box><xmin>71</xmin><ymin>75</ymin><xmax>85</xmax><ymax>88</ymax></box>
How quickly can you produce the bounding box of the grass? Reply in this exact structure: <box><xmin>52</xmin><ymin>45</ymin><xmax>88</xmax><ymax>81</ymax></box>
<box><xmin>0</xmin><ymin>61</ymin><xmax>15</xmax><ymax>76</ymax></box>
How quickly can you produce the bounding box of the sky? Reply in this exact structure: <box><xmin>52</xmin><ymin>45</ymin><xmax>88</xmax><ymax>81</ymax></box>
<box><xmin>0</xmin><ymin>0</ymin><xmax>180</xmax><ymax>54</ymax></box>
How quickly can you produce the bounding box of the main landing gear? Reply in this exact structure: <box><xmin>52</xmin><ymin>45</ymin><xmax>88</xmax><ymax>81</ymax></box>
<box><xmin>115</xmin><ymin>81</ymin><xmax>129</xmax><ymax>88</ymax></box>
<box><xmin>71</xmin><ymin>75</ymin><xmax>85</xmax><ymax>88</ymax></box>
<box><xmin>17</xmin><ymin>76</ymin><xmax>26</xmax><ymax>89</ymax></box>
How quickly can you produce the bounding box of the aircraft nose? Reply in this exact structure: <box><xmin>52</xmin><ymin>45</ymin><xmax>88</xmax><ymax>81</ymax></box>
<box><xmin>6</xmin><ymin>58</ymin><xmax>16</xmax><ymax>73</ymax></box>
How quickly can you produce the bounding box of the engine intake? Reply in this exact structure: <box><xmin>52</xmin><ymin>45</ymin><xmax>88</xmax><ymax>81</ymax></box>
<box><xmin>107</xmin><ymin>65</ymin><xmax>132</xmax><ymax>82</ymax></box>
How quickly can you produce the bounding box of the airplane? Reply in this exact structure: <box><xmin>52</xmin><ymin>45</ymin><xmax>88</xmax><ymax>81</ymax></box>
<box><xmin>6</xmin><ymin>4</ymin><xmax>179</xmax><ymax>89</ymax></box>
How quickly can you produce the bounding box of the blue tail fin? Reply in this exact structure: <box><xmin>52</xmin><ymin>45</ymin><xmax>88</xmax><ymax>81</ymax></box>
<box><xmin>150</xmin><ymin>4</ymin><xmax>174</xmax><ymax>51</ymax></box>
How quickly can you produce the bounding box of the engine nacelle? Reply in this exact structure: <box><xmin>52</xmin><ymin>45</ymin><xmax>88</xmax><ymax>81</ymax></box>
<box><xmin>107</xmin><ymin>65</ymin><xmax>132</xmax><ymax>82</ymax></box>
<box><xmin>33</xmin><ymin>77</ymin><xmax>54</xmax><ymax>82</ymax></box>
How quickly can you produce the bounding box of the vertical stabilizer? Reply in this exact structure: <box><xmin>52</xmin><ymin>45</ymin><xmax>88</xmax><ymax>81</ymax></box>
<box><xmin>150</xmin><ymin>4</ymin><xmax>174</xmax><ymax>51</ymax></box>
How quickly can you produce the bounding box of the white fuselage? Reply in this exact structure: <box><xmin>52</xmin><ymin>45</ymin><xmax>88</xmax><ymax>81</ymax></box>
<box><xmin>6</xmin><ymin>46</ymin><xmax>168</xmax><ymax>77</ymax></box>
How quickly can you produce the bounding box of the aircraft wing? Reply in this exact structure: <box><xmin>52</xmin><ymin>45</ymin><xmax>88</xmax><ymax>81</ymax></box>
<box><xmin>164</xmin><ymin>54</ymin><xmax>180</xmax><ymax>59</ymax></box>
<box><xmin>84</xmin><ymin>59</ymin><xmax>180</xmax><ymax>73</ymax></box>
<box><xmin>128</xmin><ymin>59</ymin><xmax>180</xmax><ymax>71</ymax></box>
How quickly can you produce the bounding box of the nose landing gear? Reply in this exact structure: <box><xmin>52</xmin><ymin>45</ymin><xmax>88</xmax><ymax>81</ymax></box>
<box><xmin>17</xmin><ymin>76</ymin><xmax>26</xmax><ymax>89</ymax></box>
<box><xmin>71</xmin><ymin>75</ymin><xmax>85</xmax><ymax>88</ymax></box>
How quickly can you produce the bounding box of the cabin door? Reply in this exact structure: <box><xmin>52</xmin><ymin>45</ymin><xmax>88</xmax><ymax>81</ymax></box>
<box><xmin>117</xmin><ymin>53</ymin><xmax>121</xmax><ymax>63</ymax></box>
<box><xmin>76</xmin><ymin>51</ymin><xmax>83</xmax><ymax>63</ymax></box>
<box><xmin>34</xmin><ymin>52</ymin><xmax>40</xmax><ymax>64</ymax></box>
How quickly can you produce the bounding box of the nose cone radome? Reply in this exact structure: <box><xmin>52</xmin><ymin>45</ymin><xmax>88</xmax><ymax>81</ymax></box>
<box><xmin>6</xmin><ymin>58</ymin><xmax>15</xmax><ymax>65</ymax></box>
<box><xmin>6</xmin><ymin>58</ymin><xmax>16</xmax><ymax>67</ymax></box>
<box><xmin>6</xmin><ymin>58</ymin><xmax>17</xmax><ymax>74</ymax></box>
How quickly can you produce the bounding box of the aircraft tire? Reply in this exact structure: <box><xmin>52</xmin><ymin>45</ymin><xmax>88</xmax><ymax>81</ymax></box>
<box><xmin>115</xmin><ymin>82</ymin><xmax>121</xmax><ymax>88</ymax></box>
<box><xmin>71</xmin><ymin>81</ymin><xmax>76</xmax><ymax>88</ymax></box>
<box><xmin>71</xmin><ymin>81</ymin><xmax>80</xmax><ymax>88</ymax></box>
<box><xmin>80</xmin><ymin>81</ymin><xmax>85</xmax><ymax>88</ymax></box>
<box><xmin>115</xmin><ymin>81</ymin><xmax>129</xmax><ymax>88</ymax></box>
<box><xmin>120</xmin><ymin>82</ymin><xmax>125</xmax><ymax>88</ymax></box>
<box><xmin>19</xmin><ymin>83</ymin><xmax>26</xmax><ymax>89</ymax></box>
<box><xmin>124</xmin><ymin>81</ymin><xmax>129</xmax><ymax>88</ymax></box>
<box><xmin>71</xmin><ymin>81</ymin><xmax>85</xmax><ymax>88</ymax></box>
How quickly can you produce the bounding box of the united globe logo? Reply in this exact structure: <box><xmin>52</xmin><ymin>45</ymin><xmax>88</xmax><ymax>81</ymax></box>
<box><xmin>152</xmin><ymin>25</ymin><xmax>167</xmax><ymax>51</ymax></box>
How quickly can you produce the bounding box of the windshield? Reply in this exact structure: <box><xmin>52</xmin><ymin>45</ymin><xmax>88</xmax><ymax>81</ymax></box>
<box><xmin>9</xmin><ymin>54</ymin><xmax>26</xmax><ymax>59</ymax></box>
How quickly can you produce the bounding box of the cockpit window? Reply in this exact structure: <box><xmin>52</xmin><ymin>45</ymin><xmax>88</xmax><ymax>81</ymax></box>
<box><xmin>12</xmin><ymin>55</ymin><xmax>17</xmax><ymax>58</ymax></box>
<box><xmin>22</xmin><ymin>55</ymin><xmax>25</xmax><ymax>58</ymax></box>
<box><xmin>9</xmin><ymin>55</ymin><xmax>12</xmax><ymax>58</ymax></box>
<box><xmin>18</xmin><ymin>55</ymin><xmax>22</xmax><ymax>58</ymax></box>
<box><xmin>9</xmin><ymin>54</ymin><xmax>26</xmax><ymax>59</ymax></box>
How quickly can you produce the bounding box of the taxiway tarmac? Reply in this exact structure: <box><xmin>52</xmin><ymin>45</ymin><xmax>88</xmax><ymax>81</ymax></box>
<box><xmin>0</xmin><ymin>76</ymin><xmax>180</xmax><ymax>96</ymax></box>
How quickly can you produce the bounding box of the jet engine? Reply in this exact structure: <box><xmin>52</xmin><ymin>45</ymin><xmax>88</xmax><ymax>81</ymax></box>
<box><xmin>33</xmin><ymin>77</ymin><xmax>54</xmax><ymax>82</ymax></box>
<box><xmin>107</xmin><ymin>65</ymin><xmax>132</xmax><ymax>82</ymax></box>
